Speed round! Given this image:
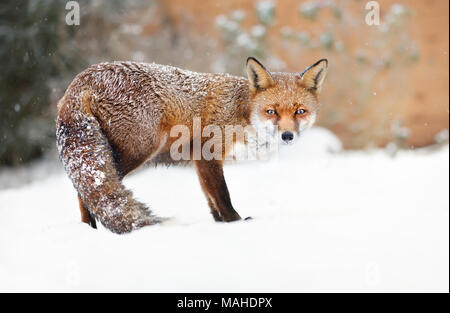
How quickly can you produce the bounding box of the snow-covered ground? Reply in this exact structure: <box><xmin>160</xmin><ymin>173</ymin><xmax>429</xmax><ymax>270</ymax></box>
<box><xmin>0</xmin><ymin>128</ymin><xmax>448</xmax><ymax>292</ymax></box>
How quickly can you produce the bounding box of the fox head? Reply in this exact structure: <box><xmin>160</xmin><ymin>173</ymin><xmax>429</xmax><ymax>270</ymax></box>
<box><xmin>246</xmin><ymin>57</ymin><xmax>328</xmax><ymax>145</ymax></box>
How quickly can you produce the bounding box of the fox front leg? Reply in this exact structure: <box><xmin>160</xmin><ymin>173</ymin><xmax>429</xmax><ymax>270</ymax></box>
<box><xmin>195</xmin><ymin>159</ymin><xmax>242</xmax><ymax>222</ymax></box>
<box><xmin>207</xmin><ymin>197</ymin><xmax>224</xmax><ymax>222</ymax></box>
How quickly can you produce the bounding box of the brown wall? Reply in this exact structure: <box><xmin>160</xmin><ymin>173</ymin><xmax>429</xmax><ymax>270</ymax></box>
<box><xmin>134</xmin><ymin>0</ymin><xmax>449</xmax><ymax>148</ymax></box>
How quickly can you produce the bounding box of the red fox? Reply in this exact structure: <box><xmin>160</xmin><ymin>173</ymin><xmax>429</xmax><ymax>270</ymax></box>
<box><xmin>56</xmin><ymin>57</ymin><xmax>328</xmax><ymax>233</ymax></box>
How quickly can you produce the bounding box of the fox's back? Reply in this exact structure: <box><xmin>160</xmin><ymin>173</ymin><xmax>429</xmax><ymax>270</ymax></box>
<box><xmin>62</xmin><ymin>62</ymin><xmax>246</xmax><ymax>120</ymax></box>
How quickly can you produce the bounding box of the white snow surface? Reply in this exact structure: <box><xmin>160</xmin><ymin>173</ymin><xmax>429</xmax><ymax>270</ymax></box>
<box><xmin>0</xmin><ymin>128</ymin><xmax>448</xmax><ymax>292</ymax></box>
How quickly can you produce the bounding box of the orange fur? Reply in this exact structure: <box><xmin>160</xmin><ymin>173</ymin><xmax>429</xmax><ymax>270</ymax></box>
<box><xmin>56</xmin><ymin>58</ymin><xmax>328</xmax><ymax>233</ymax></box>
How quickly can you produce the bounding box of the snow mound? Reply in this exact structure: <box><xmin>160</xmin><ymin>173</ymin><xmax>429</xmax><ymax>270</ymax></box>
<box><xmin>278</xmin><ymin>127</ymin><xmax>343</xmax><ymax>160</ymax></box>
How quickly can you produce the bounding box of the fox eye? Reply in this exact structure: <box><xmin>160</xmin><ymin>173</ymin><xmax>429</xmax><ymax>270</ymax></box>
<box><xmin>295</xmin><ymin>109</ymin><xmax>307</xmax><ymax>115</ymax></box>
<box><xmin>266</xmin><ymin>109</ymin><xmax>276</xmax><ymax>115</ymax></box>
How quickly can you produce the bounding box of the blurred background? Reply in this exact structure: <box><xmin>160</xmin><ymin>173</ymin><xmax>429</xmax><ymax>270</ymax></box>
<box><xmin>0</xmin><ymin>1</ymin><xmax>448</xmax><ymax>292</ymax></box>
<box><xmin>0</xmin><ymin>0</ymin><xmax>449</xmax><ymax>167</ymax></box>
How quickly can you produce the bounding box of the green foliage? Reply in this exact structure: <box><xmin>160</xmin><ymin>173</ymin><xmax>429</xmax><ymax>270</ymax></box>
<box><xmin>299</xmin><ymin>1</ymin><xmax>320</xmax><ymax>20</ymax></box>
<box><xmin>215</xmin><ymin>8</ymin><xmax>269</xmax><ymax>74</ymax></box>
<box><xmin>255</xmin><ymin>1</ymin><xmax>275</xmax><ymax>25</ymax></box>
<box><xmin>0</xmin><ymin>0</ymin><xmax>76</xmax><ymax>166</ymax></box>
<box><xmin>0</xmin><ymin>0</ymin><xmax>141</xmax><ymax>167</ymax></box>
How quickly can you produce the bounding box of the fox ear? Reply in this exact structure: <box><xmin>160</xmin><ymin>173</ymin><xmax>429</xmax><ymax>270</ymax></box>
<box><xmin>246</xmin><ymin>57</ymin><xmax>274</xmax><ymax>92</ymax></box>
<box><xmin>299</xmin><ymin>59</ymin><xmax>328</xmax><ymax>94</ymax></box>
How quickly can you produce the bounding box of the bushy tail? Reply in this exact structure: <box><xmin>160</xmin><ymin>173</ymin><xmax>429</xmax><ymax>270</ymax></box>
<box><xmin>56</xmin><ymin>95</ymin><xmax>162</xmax><ymax>234</ymax></box>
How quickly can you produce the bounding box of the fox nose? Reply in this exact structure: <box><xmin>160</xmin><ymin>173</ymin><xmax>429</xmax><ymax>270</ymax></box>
<box><xmin>281</xmin><ymin>131</ymin><xmax>294</xmax><ymax>143</ymax></box>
